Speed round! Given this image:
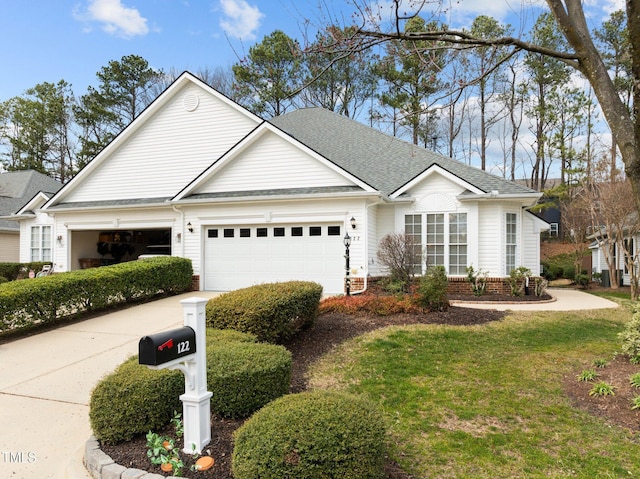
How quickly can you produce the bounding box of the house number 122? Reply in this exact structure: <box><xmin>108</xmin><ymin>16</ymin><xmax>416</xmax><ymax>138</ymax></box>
<box><xmin>177</xmin><ymin>341</ymin><xmax>190</xmax><ymax>353</ymax></box>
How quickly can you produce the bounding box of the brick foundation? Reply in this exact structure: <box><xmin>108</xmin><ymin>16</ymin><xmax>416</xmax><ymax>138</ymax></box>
<box><xmin>191</xmin><ymin>275</ymin><xmax>200</xmax><ymax>291</ymax></box>
<box><xmin>362</xmin><ymin>276</ymin><xmax>535</xmax><ymax>296</ymax></box>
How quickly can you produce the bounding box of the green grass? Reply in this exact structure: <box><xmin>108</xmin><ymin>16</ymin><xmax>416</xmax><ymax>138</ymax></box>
<box><xmin>308</xmin><ymin>306</ymin><xmax>640</xmax><ymax>478</ymax></box>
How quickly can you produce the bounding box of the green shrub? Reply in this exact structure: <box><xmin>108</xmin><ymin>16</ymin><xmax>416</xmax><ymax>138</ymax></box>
<box><xmin>232</xmin><ymin>391</ymin><xmax>386</xmax><ymax>479</ymax></box>
<box><xmin>0</xmin><ymin>276</ymin><xmax>7</xmax><ymax>284</ymax></box>
<box><xmin>0</xmin><ymin>257</ymin><xmax>192</xmax><ymax>333</ymax></box>
<box><xmin>415</xmin><ymin>265</ymin><xmax>449</xmax><ymax>311</ymax></box>
<box><xmin>208</xmin><ymin>341</ymin><xmax>291</xmax><ymax>418</ymax></box>
<box><xmin>206</xmin><ymin>281</ymin><xmax>323</xmax><ymax>343</ymax></box>
<box><xmin>89</xmin><ymin>329</ymin><xmax>288</xmax><ymax>444</ymax></box>
<box><xmin>541</xmin><ymin>252</ymin><xmax>583</xmax><ymax>281</ymax></box>
<box><xmin>90</xmin><ymin>358</ymin><xmax>183</xmax><ymax>444</ymax></box>
<box><xmin>506</xmin><ymin>266</ymin><xmax>531</xmax><ymax>297</ymax></box>
<box><xmin>619</xmin><ymin>309</ymin><xmax>640</xmax><ymax>363</ymax></box>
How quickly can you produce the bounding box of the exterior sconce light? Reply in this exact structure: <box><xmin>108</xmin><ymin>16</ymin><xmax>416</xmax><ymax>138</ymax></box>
<box><xmin>350</xmin><ymin>217</ymin><xmax>356</xmax><ymax>229</ymax></box>
<box><xmin>57</xmin><ymin>235</ymin><xmax>63</xmax><ymax>245</ymax></box>
<box><xmin>343</xmin><ymin>233</ymin><xmax>352</xmax><ymax>296</ymax></box>
<box><xmin>187</xmin><ymin>222</ymin><xmax>194</xmax><ymax>233</ymax></box>
<box><xmin>177</xmin><ymin>232</ymin><xmax>182</xmax><ymax>243</ymax></box>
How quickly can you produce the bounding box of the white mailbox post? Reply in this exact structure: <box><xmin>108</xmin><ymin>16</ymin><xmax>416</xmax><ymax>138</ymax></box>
<box><xmin>138</xmin><ymin>297</ymin><xmax>212</xmax><ymax>454</ymax></box>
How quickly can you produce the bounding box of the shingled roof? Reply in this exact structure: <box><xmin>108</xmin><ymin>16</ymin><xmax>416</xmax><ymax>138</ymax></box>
<box><xmin>269</xmin><ymin>108</ymin><xmax>537</xmax><ymax>197</ymax></box>
<box><xmin>0</xmin><ymin>170</ymin><xmax>62</xmax><ymax>231</ymax></box>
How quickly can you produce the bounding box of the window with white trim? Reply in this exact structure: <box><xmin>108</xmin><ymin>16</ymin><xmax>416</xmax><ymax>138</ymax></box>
<box><xmin>449</xmin><ymin>213</ymin><xmax>468</xmax><ymax>275</ymax></box>
<box><xmin>31</xmin><ymin>225</ymin><xmax>52</xmax><ymax>262</ymax></box>
<box><xmin>404</xmin><ymin>212</ymin><xmax>467</xmax><ymax>275</ymax></box>
<box><xmin>404</xmin><ymin>214</ymin><xmax>422</xmax><ymax>274</ymax></box>
<box><xmin>505</xmin><ymin>213</ymin><xmax>517</xmax><ymax>274</ymax></box>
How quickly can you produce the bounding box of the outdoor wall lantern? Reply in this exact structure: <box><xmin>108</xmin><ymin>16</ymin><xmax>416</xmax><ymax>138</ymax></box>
<box><xmin>350</xmin><ymin>216</ymin><xmax>356</xmax><ymax>229</ymax></box>
<box><xmin>343</xmin><ymin>233</ymin><xmax>352</xmax><ymax>296</ymax></box>
<box><xmin>187</xmin><ymin>222</ymin><xmax>194</xmax><ymax>233</ymax></box>
<box><xmin>177</xmin><ymin>232</ymin><xmax>182</xmax><ymax>243</ymax></box>
<box><xmin>57</xmin><ymin>235</ymin><xmax>63</xmax><ymax>245</ymax></box>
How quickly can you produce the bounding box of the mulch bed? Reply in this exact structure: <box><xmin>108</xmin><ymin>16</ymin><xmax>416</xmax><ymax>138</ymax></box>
<box><xmin>101</xmin><ymin>303</ymin><xmax>507</xmax><ymax>479</ymax></box>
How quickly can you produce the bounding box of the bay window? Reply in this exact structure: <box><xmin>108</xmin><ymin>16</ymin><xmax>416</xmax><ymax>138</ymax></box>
<box><xmin>405</xmin><ymin>212</ymin><xmax>467</xmax><ymax>275</ymax></box>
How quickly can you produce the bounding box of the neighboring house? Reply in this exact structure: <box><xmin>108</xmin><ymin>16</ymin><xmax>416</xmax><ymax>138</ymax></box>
<box><xmin>8</xmin><ymin>73</ymin><xmax>546</xmax><ymax>294</ymax></box>
<box><xmin>590</xmin><ymin>222</ymin><xmax>638</xmax><ymax>287</ymax></box>
<box><xmin>0</xmin><ymin>170</ymin><xmax>62</xmax><ymax>262</ymax></box>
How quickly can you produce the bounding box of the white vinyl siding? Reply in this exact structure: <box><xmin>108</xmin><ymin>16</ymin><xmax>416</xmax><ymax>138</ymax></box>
<box><xmin>65</xmin><ymin>83</ymin><xmax>259</xmax><ymax>202</ymax></box>
<box><xmin>31</xmin><ymin>225</ymin><xmax>52</xmax><ymax>262</ymax></box>
<box><xmin>197</xmin><ymin>132</ymin><xmax>353</xmax><ymax>194</ymax></box>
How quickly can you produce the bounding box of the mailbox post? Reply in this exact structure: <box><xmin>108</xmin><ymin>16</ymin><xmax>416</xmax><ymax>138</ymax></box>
<box><xmin>138</xmin><ymin>297</ymin><xmax>212</xmax><ymax>454</ymax></box>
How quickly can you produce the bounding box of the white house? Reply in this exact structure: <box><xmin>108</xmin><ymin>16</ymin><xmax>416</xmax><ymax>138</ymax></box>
<box><xmin>8</xmin><ymin>72</ymin><xmax>546</xmax><ymax>294</ymax></box>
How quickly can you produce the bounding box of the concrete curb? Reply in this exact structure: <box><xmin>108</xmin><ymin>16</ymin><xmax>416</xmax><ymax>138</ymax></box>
<box><xmin>83</xmin><ymin>436</ymin><xmax>179</xmax><ymax>479</ymax></box>
<box><xmin>450</xmin><ymin>291</ymin><xmax>557</xmax><ymax>306</ymax></box>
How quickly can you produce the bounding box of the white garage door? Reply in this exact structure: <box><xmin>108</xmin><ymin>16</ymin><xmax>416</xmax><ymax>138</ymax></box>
<box><xmin>204</xmin><ymin>223</ymin><xmax>345</xmax><ymax>294</ymax></box>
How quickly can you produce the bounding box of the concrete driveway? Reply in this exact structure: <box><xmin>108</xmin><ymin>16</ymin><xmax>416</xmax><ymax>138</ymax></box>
<box><xmin>0</xmin><ymin>288</ymin><xmax>620</xmax><ymax>479</ymax></box>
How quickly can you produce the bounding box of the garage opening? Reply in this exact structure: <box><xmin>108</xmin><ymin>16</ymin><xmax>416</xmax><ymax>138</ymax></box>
<box><xmin>74</xmin><ymin>229</ymin><xmax>171</xmax><ymax>269</ymax></box>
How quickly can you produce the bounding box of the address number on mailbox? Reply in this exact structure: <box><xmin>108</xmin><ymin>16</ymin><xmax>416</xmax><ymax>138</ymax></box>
<box><xmin>139</xmin><ymin>326</ymin><xmax>196</xmax><ymax>366</ymax></box>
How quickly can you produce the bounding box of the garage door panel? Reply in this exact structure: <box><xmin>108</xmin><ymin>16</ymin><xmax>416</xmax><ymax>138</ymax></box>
<box><xmin>204</xmin><ymin>223</ymin><xmax>343</xmax><ymax>293</ymax></box>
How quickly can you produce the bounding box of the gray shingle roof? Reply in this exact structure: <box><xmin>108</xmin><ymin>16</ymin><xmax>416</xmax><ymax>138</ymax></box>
<box><xmin>269</xmin><ymin>108</ymin><xmax>538</xmax><ymax>197</ymax></box>
<box><xmin>0</xmin><ymin>170</ymin><xmax>62</xmax><ymax>231</ymax></box>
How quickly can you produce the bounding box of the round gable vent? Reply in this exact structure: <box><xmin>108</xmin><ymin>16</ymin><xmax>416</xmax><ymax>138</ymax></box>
<box><xmin>183</xmin><ymin>93</ymin><xmax>199</xmax><ymax>112</ymax></box>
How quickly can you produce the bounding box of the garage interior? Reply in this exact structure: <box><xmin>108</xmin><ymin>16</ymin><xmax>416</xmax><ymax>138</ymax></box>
<box><xmin>74</xmin><ymin>228</ymin><xmax>171</xmax><ymax>269</ymax></box>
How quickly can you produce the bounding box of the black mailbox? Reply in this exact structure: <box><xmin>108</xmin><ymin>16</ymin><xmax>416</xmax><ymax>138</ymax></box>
<box><xmin>139</xmin><ymin>326</ymin><xmax>196</xmax><ymax>366</ymax></box>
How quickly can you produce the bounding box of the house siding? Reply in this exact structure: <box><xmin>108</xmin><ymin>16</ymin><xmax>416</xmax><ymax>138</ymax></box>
<box><xmin>0</xmin><ymin>232</ymin><xmax>19</xmax><ymax>262</ymax></box>
<box><xmin>477</xmin><ymin>203</ymin><xmax>502</xmax><ymax>275</ymax></box>
<box><xmin>65</xmin><ymin>83</ymin><xmax>259</xmax><ymax>202</ymax></box>
<box><xmin>197</xmin><ymin>131</ymin><xmax>354</xmax><ymax>194</ymax></box>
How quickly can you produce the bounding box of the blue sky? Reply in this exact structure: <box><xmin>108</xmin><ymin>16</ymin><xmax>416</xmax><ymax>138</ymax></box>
<box><xmin>0</xmin><ymin>0</ymin><xmax>625</xmax><ymax>101</ymax></box>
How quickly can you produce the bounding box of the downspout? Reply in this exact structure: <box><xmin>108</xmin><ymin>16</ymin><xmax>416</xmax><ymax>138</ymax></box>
<box><xmin>172</xmin><ymin>205</ymin><xmax>185</xmax><ymax>258</ymax></box>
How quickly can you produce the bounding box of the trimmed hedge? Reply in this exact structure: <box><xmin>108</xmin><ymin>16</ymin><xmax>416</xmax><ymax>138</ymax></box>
<box><xmin>206</xmin><ymin>281</ymin><xmax>323</xmax><ymax>343</ymax></box>
<box><xmin>232</xmin><ymin>391</ymin><xmax>387</xmax><ymax>479</ymax></box>
<box><xmin>208</xmin><ymin>341</ymin><xmax>291</xmax><ymax>418</ymax></box>
<box><xmin>0</xmin><ymin>262</ymin><xmax>50</xmax><ymax>281</ymax></box>
<box><xmin>89</xmin><ymin>329</ymin><xmax>291</xmax><ymax>444</ymax></box>
<box><xmin>0</xmin><ymin>257</ymin><xmax>193</xmax><ymax>332</ymax></box>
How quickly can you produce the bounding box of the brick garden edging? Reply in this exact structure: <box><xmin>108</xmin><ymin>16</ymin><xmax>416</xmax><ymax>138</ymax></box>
<box><xmin>84</xmin><ymin>436</ymin><xmax>180</xmax><ymax>479</ymax></box>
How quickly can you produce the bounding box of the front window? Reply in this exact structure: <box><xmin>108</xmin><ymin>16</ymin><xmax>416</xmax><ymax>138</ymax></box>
<box><xmin>404</xmin><ymin>214</ymin><xmax>423</xmax><ymax>274</ymax></box>
<box><xmin>426</xmin><ymin>214</ymin><xmax>445</xmax><ymax>268</ymax></box>
<box><xmin>31</xmin><ymin>225</ymin><xmax>52</xmax><ymax>262</ymax></box>
<box><xmin>405</xmin><ymin>212</ymin><xmax>467</xmax><ymax>275</ymax></box>
<box><xmin>505</xmin><ymin>213</ymin><xmax>517</xmax><ymax>274</ymax></box>
<box><xmin>449</xmin><ymin>213</ymin><xmax>468</xmax><ymax>275</ymax></box>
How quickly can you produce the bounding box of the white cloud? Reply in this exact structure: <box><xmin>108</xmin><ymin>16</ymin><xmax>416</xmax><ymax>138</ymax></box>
<box><xmin>74</xmin><ymin>0</ymin><xmax>149</xmax><ymax>38</ymax></box>
<box><xmin>218</xmin><ymin>0</ymin><xmax>264</xmax><ymax>40</ymax></box>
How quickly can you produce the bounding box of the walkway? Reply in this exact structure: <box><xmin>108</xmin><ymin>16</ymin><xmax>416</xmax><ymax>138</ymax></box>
<box><xmin>0</xmin><ymin>288</ymin><xmax>619</xmax><ymax>479</ymax></box>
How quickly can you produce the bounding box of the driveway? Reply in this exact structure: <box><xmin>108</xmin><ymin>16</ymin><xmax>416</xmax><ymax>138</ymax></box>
<box><xmin>0</xmin><ymin>288</ymin><xmax>619</xmax><ymax>479</ymax></box>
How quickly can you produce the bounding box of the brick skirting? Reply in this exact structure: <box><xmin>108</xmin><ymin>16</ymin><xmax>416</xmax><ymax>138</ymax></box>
<box><xmin>359</xmin><ymin>276</ymin><xmax>537</xmax><ymax>296</ymax></box>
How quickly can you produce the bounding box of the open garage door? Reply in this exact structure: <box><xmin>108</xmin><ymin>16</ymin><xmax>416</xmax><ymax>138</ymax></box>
<box><xmin>204</xmin><ymin>223</ymin><xmax>344</xmax><ymax>294</ymax></box>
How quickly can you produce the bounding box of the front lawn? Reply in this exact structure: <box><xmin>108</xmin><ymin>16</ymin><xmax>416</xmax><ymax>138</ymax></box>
<box><xmin>308</xmin><ymin>302</ymin><xmax>640</xmax><ymax>478</ymax></box>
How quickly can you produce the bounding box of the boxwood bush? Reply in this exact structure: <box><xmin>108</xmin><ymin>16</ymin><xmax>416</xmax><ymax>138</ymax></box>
<box><xmin>206</xmin><ymin>281</ymin><xmax>323</xmax><ymax>343</ymax></box>
<box><xmin>89</xmin><ymin>329</ymin><xmax>291</xmax><ymax>444</ymax></box>
<box><xmin>208</xmin><ymin>341</ymin><xmax>291</xmax><ymax>418</ymax></box>
<box><xmin>0</xmin><ymin>257</ymin><xmax>192</xmax><ymax>332</ymax></box>
<box><xmin>232</xmin><ymin>390</ymin><xmax>387</xmax><ymax>479</ymax></box>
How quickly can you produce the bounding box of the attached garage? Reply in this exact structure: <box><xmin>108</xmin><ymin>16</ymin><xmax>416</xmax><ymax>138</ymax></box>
<box><xmin>204</xmin><ymin>222</ymin><xmax>345</xmax><ymax>293</ymax></box>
